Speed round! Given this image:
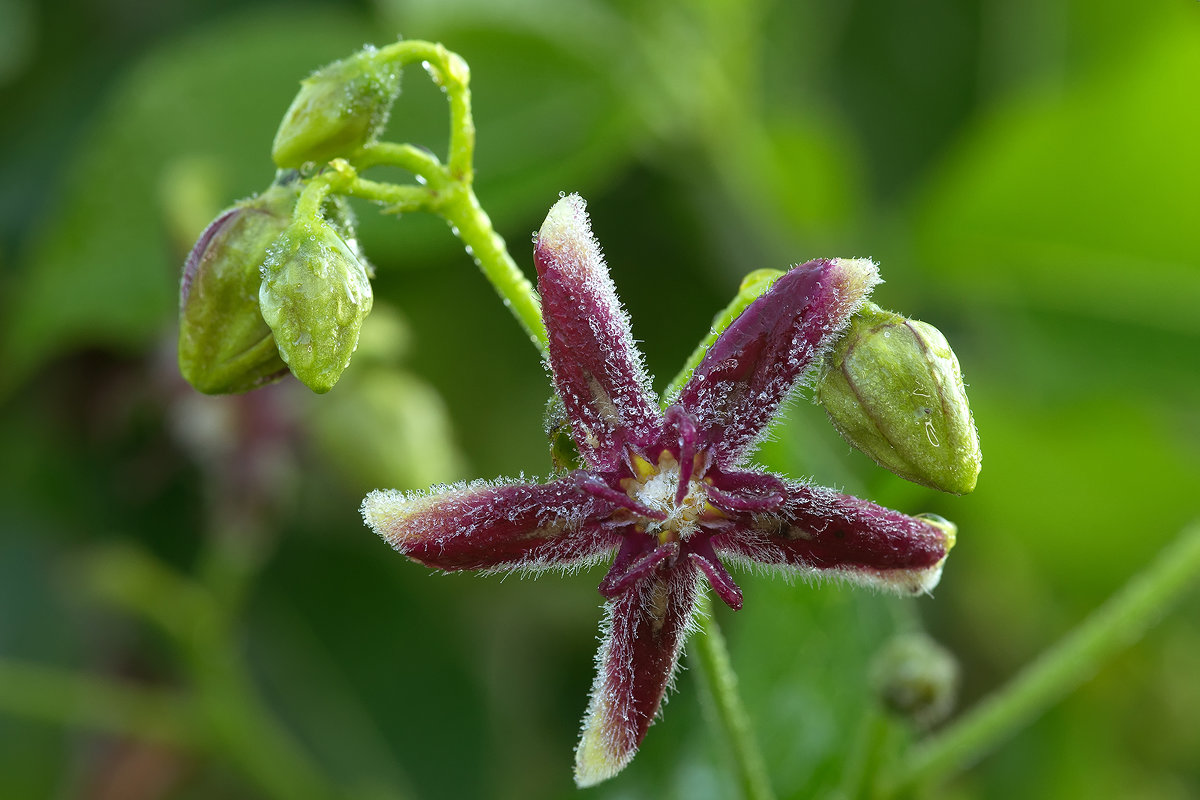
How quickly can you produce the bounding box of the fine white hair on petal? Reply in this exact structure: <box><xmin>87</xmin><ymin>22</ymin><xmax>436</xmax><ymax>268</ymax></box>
<box><xmin>574</xmin><ymin>601</ymin><xmax>628</xmax><ymax>787</ymax></box>
<box><xmin>537</xmin><ymin>193</ymin><xmax>605</xmax><ymax>285</ymax></box>
<box><xmin>360</xmin><ymin>477</ymin><xmax>514</xmax><ymax>544</ymax></box>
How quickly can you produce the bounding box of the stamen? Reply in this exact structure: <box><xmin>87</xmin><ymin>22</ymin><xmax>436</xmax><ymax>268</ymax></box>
<box><xmin>706</xmin><ymin>485</ymin><xmax>785</xmax><ymax>514</ymax></box>
<box><xmin>578</xmin><ymin>475</ymin><xmax>668</xmax><ymax>521</ymax></box>
<box><xmin>628</xmin><ymin>451</ymin><xmax>657</xmax><ymax>480</ymax></box>
<box><xmin>705</xmin><ymin>471</ymin><xmax>788</xmax><ymax>514</ymax></box>
<box><xmin>688</xmin><ymin>537</ymin><xmax>743</xmax><ymax>610</ymax></box>
<box><xmin>665</xmin><ymin>405</ymin><xmax>698</xmax><ymax>507</ymax></box>
<box><xmin>598</xmin><ymin>541</ymin><xmax>678</xmax><ymax>598</ymax></box>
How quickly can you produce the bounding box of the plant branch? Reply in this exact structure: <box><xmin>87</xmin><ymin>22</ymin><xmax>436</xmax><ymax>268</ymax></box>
<box><xmin>439</xmin><ymin>183</ymin><xmax>548</xmax><ymax>351</ymax></box>
<box><xmin>887</xmin><ymin>520</ymin><xmax>1200</xmax><ymax>795</ymax></box>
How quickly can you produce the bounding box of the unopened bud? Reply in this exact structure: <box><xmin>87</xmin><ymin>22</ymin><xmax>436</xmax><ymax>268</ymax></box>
<box><xmin>259</xmin><ymin>216</ymin><xmax>373</xmax><ymax>394</ymax></box>
<box><xmin>178</xmin><ymin>178</ymin><xmax>299</xmax><ymax>394</ymax></box>
<box><xmin>817</xmin><ymin>304</ymin><xmax>981</xmax><ymax>494</ymax></box>
<box><xmin>871</xmin><ymin>633</ymin><xmax>959</xmax><ymax>728</ymax></box>
<box><xmin>272</xmin><ymin>47</ymin><xmax>402</xmax><ymax>168</ymax></box>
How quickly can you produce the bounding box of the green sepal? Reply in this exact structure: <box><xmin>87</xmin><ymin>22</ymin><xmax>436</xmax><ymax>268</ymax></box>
<box><xmin>817</xmin><ymin>303</ymin><xmax>982</xmax><ymax>494</ymax></box>
<box><xmin>545</xmin><ymin>394</ymin><xmax>582</xmax><ymax>473</ymax></box>
<box><xmin>178</xmin><ymin>176</ymin><xmax>300</xmax><ymax>394</ymax></box>
<box><xmin>272</xmin><ymin>46</ymin><xmax>402</xmax><ymax>169</ymax></box>
<box><xmin>259</xmin><ymin>216</ymin><xmax>373</xmax><ymax>394</ymax></box>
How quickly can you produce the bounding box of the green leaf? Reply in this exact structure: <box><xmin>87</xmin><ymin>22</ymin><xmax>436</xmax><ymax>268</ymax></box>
<box><xmin>914</xmin><ymin>20</ymin><xmax>1200</xmax><ymax>333</ymax></box>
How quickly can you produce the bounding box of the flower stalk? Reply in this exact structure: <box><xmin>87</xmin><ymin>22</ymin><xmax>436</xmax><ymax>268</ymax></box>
<box><xmin>691</xmin><ymin>595</ymin><xmax>775</xmax><ymax>800</ymax></box>
<box><xmin>887</xmin><ymin>520</ymin><xmax>1200</xmax><ymax>796</ymax></box>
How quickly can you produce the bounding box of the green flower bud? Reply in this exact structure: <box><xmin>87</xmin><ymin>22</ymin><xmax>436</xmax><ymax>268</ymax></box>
<box><xmin>272</xmin><ymin>47</ymin><xmax>402</xmax><ymax>169</ymax></box>
<box><xmin>817</xmin><ymin>303</ymin><xmax>981</xmax><ymax>494</ymax></box>
<box><xmin>178</xmin><ymin>178</ymin><xmax>299</xmax><ymax>394</ymax></box>
<box><xmin>871</xmin><ymin>633</ymin><xmax>959</xmax><ymax>728</ymax></box>
<box><xmin>259</xmin><ymin>216</ymin><xmax>373</xmax><ymax>394</ymax></box>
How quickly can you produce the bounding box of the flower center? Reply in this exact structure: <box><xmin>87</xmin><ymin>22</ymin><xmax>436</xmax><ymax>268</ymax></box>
<box><xmin>622</xmin><ymin>452</ymin><xmax>710</xmax><ymax>542</ymax></box>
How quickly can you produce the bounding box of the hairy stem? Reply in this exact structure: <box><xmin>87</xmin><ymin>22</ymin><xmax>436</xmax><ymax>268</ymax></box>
<box><xmin>691</xmin><ymin>594</ymin><xmax>776</xmax><ymax>800</ymax></box>
<box><xmin>888</xmin><ymin>520</ymin><xmax>1200</xmax><ymax>795</ymax></box>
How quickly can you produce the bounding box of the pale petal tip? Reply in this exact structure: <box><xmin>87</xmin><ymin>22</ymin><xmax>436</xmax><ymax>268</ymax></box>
<box><xmin>573</xmin><ymin>706</ymin><xmax>633</xmax><ymax>788</ymax></box>
<box><xmin>831</xmin><ymin>257</ymin><xmax>882</xmax><ymax>306</ymax></box>
<box><xmin>360</xmin><ymin>488</ymin><xmax>418</xmax><ymax>545</ymax></box>
<box><xmin>535</xmin><ymin>193</ymin><xmax>601</xmax><ymax>278</ymax></box>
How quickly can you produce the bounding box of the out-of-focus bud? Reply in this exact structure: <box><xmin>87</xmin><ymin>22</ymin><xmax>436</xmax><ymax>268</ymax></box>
<box><xmin>817</xmin><ymin>303</ymin><xmax>981</xmax><ymax>495</ymax></box>
<box><xmin>272</xmin><ymin>46</ymin><xmax>402</xmax><ymax>169</ymax></box>
<box><xmin>259</xmin><ymin>216</ymin><xmax>373</xmax><ymax>394</ymax></box>
<box><xmin>178</xmin><ymin>177</ymin><xmax>299</xmax><ymax>394</ymax></box>
<box><xmin>871</xmin><ymin>633</ymin><xmax>959</xmax><ymax>728</ymax></box>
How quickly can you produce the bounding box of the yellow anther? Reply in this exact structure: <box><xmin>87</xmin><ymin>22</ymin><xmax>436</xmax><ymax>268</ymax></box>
<box><xmin>630</xmin><ymin>453</ymin><xmax>656</xmax><ymax>480</ymax></box>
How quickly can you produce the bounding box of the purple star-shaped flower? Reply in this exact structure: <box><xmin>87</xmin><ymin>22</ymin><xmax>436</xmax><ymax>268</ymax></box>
<box><xmin>362</xmin><ymin>194</ymin><xmax>954</xmax><ymax>785</ymax></box>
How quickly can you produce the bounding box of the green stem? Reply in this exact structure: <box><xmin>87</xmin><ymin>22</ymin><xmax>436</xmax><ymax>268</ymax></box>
<box><xmin>0</xmin><ymin>659</ymin><xmax>203</xmax><ymax>747</ymax></box>
<box><xmin>352</xmin><ymin>141</ymin><xmax>444</xmax><ymax>181</ymax></box>
<box><xmin>344</xmin><ymin>176</ymin><xmax>435</xmax><ymax>215</ymax></box>
<box><xmin>691</xmin><ymin>594</ymin><xmax>775</xmax><ymax>800</ymax></box>
<box><xmin>294</xmin><ymin>172</ymin><xmax>337</xmax><ymax>225</ymax></box>
<box><xmin>888</xmin><ymin>520</ymin><xmax>1200</xmax><ymax>795</ymax></box>
<box><xmin>440</xmin><ymin>183</ymin><xmax>548</xmax><ymax>351</ymax></box>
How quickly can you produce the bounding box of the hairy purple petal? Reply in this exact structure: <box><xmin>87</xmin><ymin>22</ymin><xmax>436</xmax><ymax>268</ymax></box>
<box><xmin>535</xmin><ymin>194</ymin><xmax>663</xmax><ymax>471</ymax></box>
<box><xmin>711</xmin><ymin>481</ymin><xmax>952</xmax><ymax>595</ymax></box>
<box><xmin>574</xmin><ymin>564</ymin><xmax>700</xmax><ymax>786</ymax></box>
<box><xmin>361</xmin><ymin>473</ymin><xmax>619</xmax><ymax>573</ymax></box>
<box><xmin>679</xmin><ymin>258</ymin><xmax>879</xmax><ymax>467</ymax></box>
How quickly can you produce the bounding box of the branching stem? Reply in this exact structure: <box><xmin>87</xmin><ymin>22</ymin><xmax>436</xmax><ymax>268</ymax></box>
<box><xmin>887</xmin><ymin>521</ymin><xmax>1200</xmax><ymax>795</ymax></box>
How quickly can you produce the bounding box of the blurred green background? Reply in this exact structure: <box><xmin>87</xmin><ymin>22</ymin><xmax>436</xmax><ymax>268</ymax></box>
<box><xmin>2</xmin><ymin>0</ymin><xmax>1198</xmax><ymax>798</ymax></box>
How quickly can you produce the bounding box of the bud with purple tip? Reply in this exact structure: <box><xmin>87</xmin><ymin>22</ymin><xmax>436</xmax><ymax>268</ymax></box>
<box><xmin>178</xmin><ymin>179</ymin><xmax>299</xmax><ymax>394</ymax></box>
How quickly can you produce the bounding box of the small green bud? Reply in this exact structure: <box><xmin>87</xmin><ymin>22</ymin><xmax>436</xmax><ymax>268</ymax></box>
<box><xmin>259</xmin><ymin>216</ymin><xmax>373</xmax><ymax>394</ymax></box>
<box><xmin>871</xmin><ymin>633</ymin><xmax>959</xmax><ymax>728</ymax></box>
<box><xmin>272</xmin><ymin>47</ymin><xmax>402</xmax><ymax>168</ymax></box>
<box><xmin>545</xmin><ymin>395</ymin><xmax>582</xmax><ymax>473</ymax></box>
<box><xmin>817</xmin><ymin>303</ymin><xmax>981</xmax><ymax>494</ymax></box>
<box><xmin>178</xmin><ymin>177</ymin><xmax>299</xmax><ymax>394</ymax></box>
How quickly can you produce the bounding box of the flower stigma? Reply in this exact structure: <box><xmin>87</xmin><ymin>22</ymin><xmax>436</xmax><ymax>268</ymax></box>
<box><xmin>620</xmin><ymin>451</ymin><xmax>717</xmax><ymax>545</ymax></box>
